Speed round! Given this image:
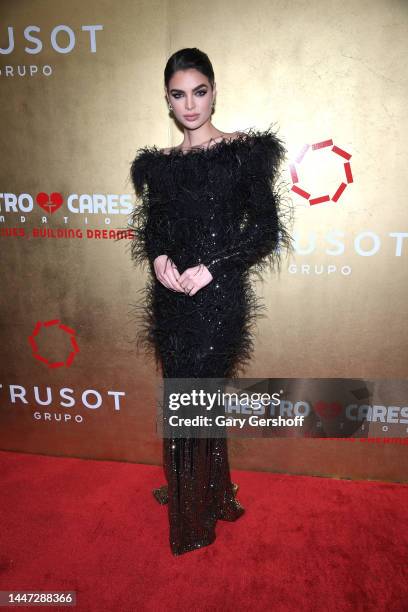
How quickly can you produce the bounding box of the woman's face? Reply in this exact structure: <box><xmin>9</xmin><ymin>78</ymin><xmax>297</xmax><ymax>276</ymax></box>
<box><xmin>165</xmin><ymin>68</ymin><xmax>215</xmax><ymax>128</ymax></box>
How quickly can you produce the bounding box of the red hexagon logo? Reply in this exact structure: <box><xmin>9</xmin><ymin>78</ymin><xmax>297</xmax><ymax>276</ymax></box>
<box><xmin>290</xmin><ymin>139</ymin><xmax>353</xmax><ymax>205</ymax></box>
<box><xmin>28</xmin><ymin>319</ymin><xmax>79</xmax><ymax>368</ymax></box>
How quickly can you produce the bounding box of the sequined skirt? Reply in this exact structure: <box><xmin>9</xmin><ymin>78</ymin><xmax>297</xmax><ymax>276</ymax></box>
<box><xmin>142</xmin><ymin>273</ymin><xmax>263</xmax><ymax>555</ymax></box>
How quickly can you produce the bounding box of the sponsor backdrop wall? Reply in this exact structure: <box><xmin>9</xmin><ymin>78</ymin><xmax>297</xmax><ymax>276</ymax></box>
<box><xmin>1</xmin><ymin>0</ymin><xmax>407</xmax><ymax>482</ymax></box>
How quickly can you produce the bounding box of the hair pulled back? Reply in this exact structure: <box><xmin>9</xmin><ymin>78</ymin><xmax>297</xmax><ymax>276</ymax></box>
<box><xmin>164</xmin><ymin>47</ymin><xmax>215</xmax><ymax>90</ymax></box>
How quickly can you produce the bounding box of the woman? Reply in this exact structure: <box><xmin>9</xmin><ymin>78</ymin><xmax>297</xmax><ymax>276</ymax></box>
<box><xmin>128</xmin><ymin>47</ymin><xmax>293</xmax><ymax>555</ymax></box>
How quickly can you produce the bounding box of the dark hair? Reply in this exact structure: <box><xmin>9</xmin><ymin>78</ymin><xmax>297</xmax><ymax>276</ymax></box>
<box><xmin>164</xmin><ymin>47</ymin><xmax>215</xmax><ymax>90</ymax></box>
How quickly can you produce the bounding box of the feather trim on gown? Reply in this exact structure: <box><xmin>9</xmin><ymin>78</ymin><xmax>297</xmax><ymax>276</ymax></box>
<box><xmin>124</xmin><ymin>123</ymin><xmax>295</xmax><ymax>379</ymax></box>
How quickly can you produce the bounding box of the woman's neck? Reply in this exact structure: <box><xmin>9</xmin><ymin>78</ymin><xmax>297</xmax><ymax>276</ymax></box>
<box><xmin>177</xmin><ymin>130</ymin><xmax>235</xmax><ymax>152</ymax></box>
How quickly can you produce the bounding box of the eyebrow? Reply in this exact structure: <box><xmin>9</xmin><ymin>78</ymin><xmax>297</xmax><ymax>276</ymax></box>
<box><xmin>169</xmin><ymin>83</ymin><xmax>208</xmax><ymax>93</ymax></box>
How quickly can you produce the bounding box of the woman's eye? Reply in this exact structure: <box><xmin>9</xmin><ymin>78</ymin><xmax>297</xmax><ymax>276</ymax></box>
<box><xmin>172</xmin><ymin>90</ymin><xmax>207</xmax><ymax>99</ymax></box>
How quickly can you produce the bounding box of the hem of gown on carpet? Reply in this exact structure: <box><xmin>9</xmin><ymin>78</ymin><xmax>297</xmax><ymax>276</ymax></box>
<box><xmin>152</xmin><ymin>483</ymin><xmax>246</xmax><ymax>555</ymax></box>
<box><xmin>152</xmin><ymin>482</ymin><xmax>240</xmax><ymax>505</ymax></box>
<box><xmin>170</xmin><ymin>501</ymin><xmax>245</xmax><ymax>556</ymax></box>
<box><xmin>170</xmin><ymin>531</ymin><xmax>217</xmax><ymax>556</ymax></box>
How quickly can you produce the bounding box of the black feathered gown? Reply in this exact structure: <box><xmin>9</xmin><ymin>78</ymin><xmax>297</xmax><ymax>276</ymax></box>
<box><xmin>128</xmin><ymin>126</ymin><xmax>292</xmax><ymax>556</ymax></box>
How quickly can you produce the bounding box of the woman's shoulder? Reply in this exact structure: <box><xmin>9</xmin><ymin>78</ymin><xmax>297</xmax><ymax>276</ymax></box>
<box><xmin>240</xmin><ymin>124</ymin><xmax>287</xmax><ymax>170</ymax></box>
<box><xmin>241</xmin><ymin>124</ymin><xmax>286</xmax><ymax>153</ymax></box>
<box><xmin>130</xmin><ymin>123</ymin><xmax>286</xmax><ymax>168</ymax></box>
<box><xmin>130</xmin><ymin>146</ymin><xmax>159</xmax><ymax>195</ymax></box>
<box><xmin>159</xmin><ymin>145</ymin><xmax>174</xmax><ymax>155</ymax></box>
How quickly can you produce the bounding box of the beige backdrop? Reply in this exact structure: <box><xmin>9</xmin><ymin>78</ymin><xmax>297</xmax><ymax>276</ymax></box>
<box><xmin>0</xmin><ymin>0</ymin><xmax>407</xmax><ymax>482</ymax></box>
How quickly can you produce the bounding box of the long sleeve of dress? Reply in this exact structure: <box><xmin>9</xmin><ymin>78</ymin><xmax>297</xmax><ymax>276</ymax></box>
<box><xmin>129</xmin><ymin>149</ymin><xmax>171</xmax><ymax>269</ymax></box>
<box><xmin>202</xmin><ymin>132</ymin><xmax>293</xmax><ymax>279</ymax></box>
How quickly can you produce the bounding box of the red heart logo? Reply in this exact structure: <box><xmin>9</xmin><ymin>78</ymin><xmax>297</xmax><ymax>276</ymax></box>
<box><xmin>36</xmin><ymin>192</ymin><xmax>63</xmax><ymax>214</ymax></box>
<box><xmin>314</xmin><ymin>401</ymin><xmax>342</xmax><ymax>419</ymax></box>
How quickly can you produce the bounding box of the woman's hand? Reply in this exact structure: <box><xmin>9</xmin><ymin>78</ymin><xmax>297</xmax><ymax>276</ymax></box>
<box><xmin>178</xmin><ymin>264</ymin><xmax>213</xmax><ymax>296</ymax></box>
<box><xmin>153</xmin><ymin>255</ymin><xmax>185</xmax><ymax>292</ymax></box>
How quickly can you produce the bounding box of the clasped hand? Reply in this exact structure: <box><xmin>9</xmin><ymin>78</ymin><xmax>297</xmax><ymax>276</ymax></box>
<box><xmin>153</xmin><ymin>255</ymin><xmax>213</xmax><ymax>296</ymax></box>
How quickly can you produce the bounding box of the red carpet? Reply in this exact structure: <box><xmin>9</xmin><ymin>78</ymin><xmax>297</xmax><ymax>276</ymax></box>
<box><xmin>0</xmin><ymin>449</ymin><xmax>407</xmax><ymax>611</ymax></box>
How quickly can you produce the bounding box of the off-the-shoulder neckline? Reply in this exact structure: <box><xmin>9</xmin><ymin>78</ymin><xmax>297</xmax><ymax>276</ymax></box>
<box><xmin>136</xmin><ymin>126</ymin><xmax>282</xmax><ymax>159</ymax></box>
<box><xmin>160</xmin><ymin>131</ymin><xmax>245</xmax><ymax>156</ymax></box>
